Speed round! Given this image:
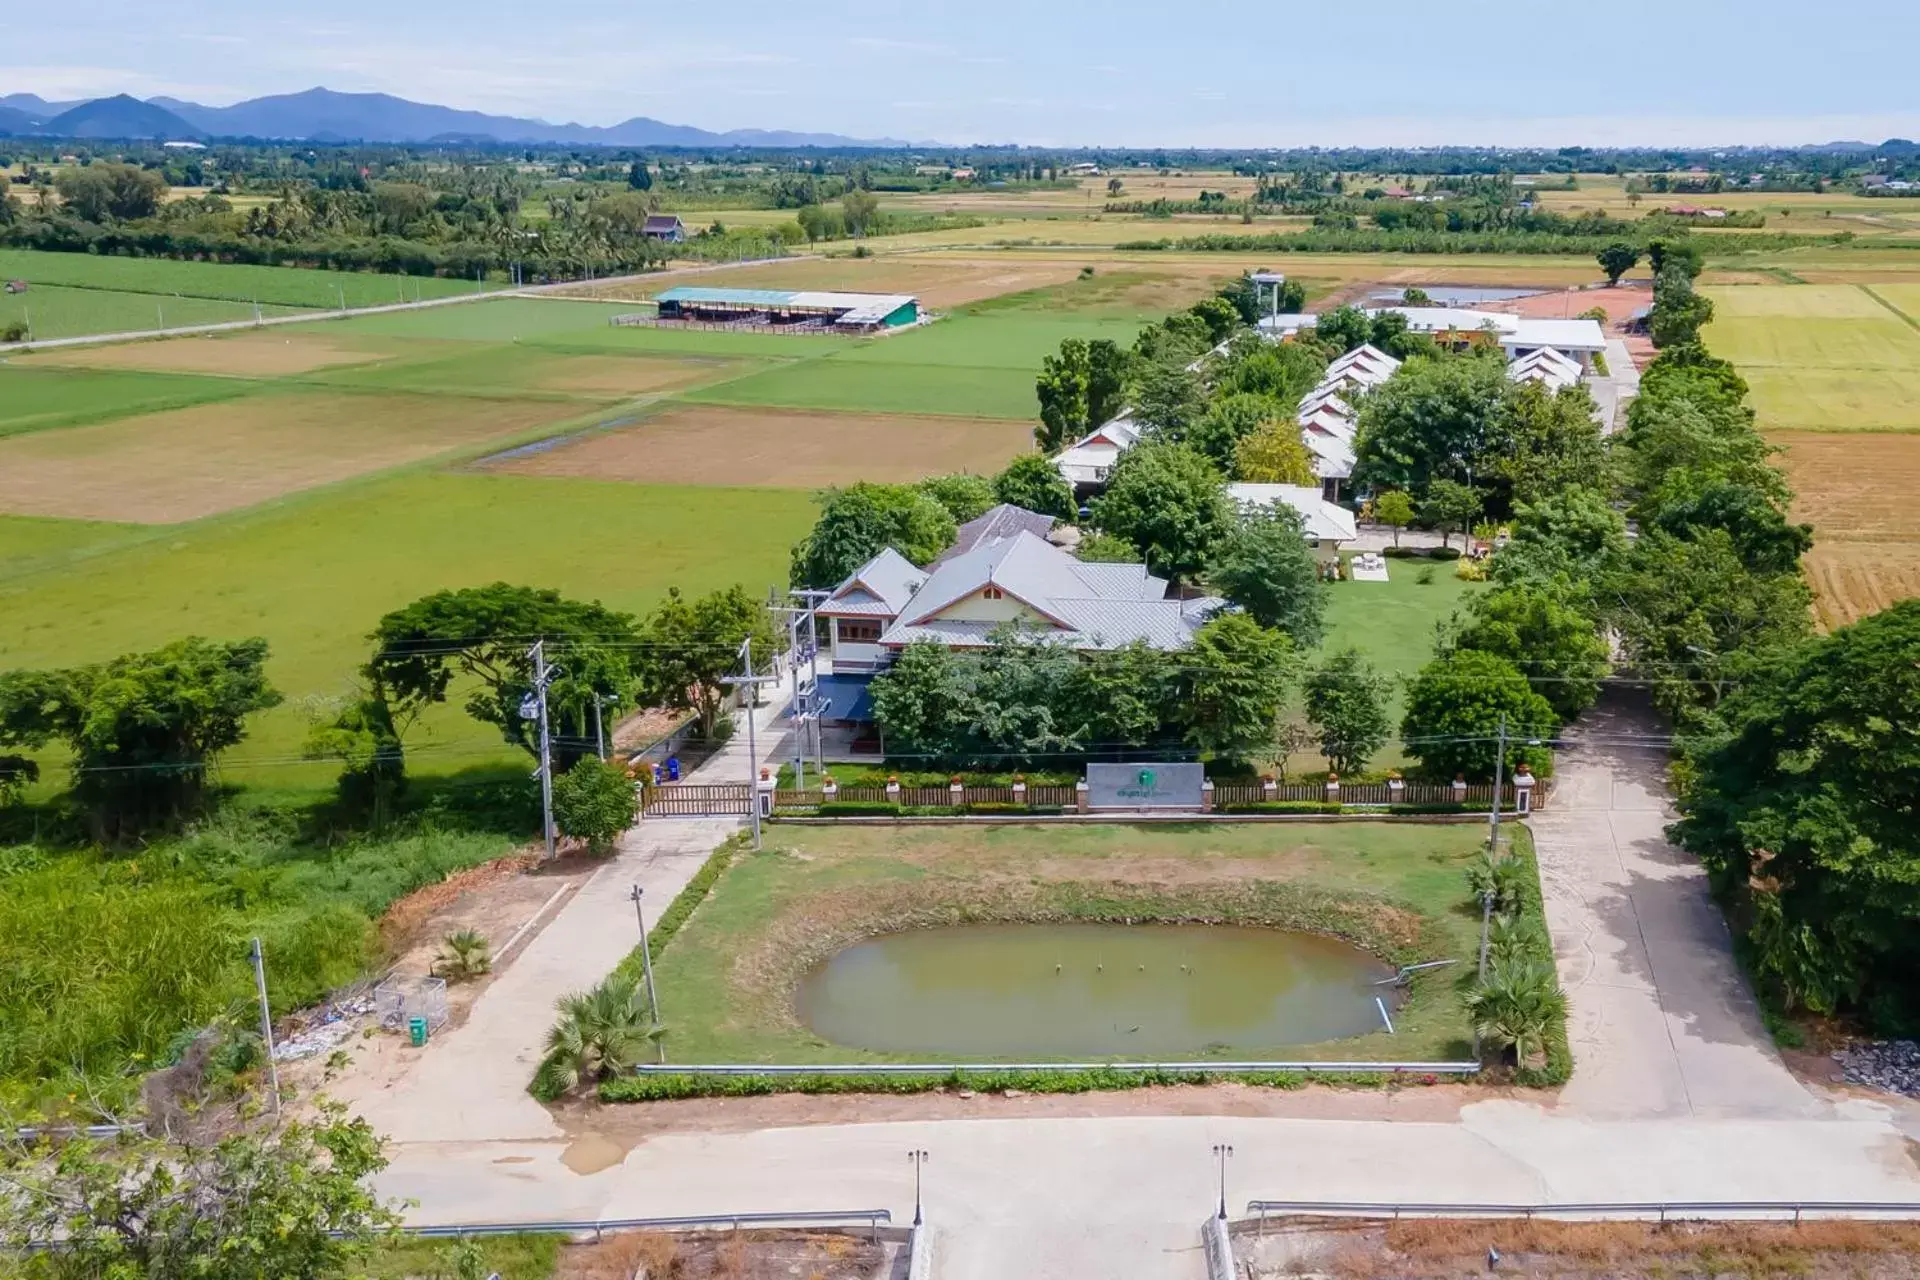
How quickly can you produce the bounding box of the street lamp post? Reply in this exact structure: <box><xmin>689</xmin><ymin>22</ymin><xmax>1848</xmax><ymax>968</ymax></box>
<box><xmin>1212</xmin><ymin>1143</ymin><xmax>1234</xmax><ymax>1220</ymax></box>
<box><xmin>908</xmin><ymin>1149</ymin><xmax>929</xmax><ymax>1225</ymax></box>
<box><xmin>629</xmin><ymin>884</ymin><xmax>663</xmax><ymax>1063</ymax></box>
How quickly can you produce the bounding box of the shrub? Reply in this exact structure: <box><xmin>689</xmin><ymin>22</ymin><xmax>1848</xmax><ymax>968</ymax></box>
<box><xmin>1464</xmin><ymin>849</ymin><xmax>1528</xmax><ymax>915</ymax></box>
<box><xmin>531</xmin><ymin>975</ymin><xmax>661</xmax><ymax>1100</ymax></box>
<box><xmin>551</xmin><ymin>757</ymin><xmax>637</xmax><ymax>856</ymax></box>
<box><xmin>439</xmin><ymin>929</ymin><xmax>491</xmax><ymax>981</ymax></box>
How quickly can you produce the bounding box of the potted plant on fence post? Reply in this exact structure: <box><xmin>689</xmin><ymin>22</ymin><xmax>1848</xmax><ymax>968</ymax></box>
<box><xmin>886</xmin><ymin>774</ymin><xmax>901</xmax><ymax>805</ymax></box>
<box><xmin>1387</xmin><ymin>769</ymin><xmax>1404</xmax><ymax>800</ymax></box>
<box><xmin>1011</xmin><ymin>773</ymin><xmax>1027</xmax><ymax>805</ymax></box>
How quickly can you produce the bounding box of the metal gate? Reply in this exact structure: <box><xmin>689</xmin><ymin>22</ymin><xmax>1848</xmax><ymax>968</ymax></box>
<box><xmin>642</xmin><ymin>783</ymin><xmax>753</xmax><ymax>817</ymax></box>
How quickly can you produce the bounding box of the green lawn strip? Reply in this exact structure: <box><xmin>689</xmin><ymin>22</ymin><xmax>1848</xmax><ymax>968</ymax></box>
<box><xmin>1501</xmin><ymin>826</ymin><xmax>1571</xmax><ymax>1086</ymax></box>
<box><xmin>308</xmin><ymin>297</ymin><xmax>642</xmax><ymax>342</ymax></box>
<box><xmin>685</xmin><ymin>358</ymin><xmax>1042</xmax><ymax>420</ymax></box>
<box><xmin>0</xmin><ymin>248</ymin><xmax>490</xmax><ymax>309</ymax></box>
<box><xmin>0</xmin><ymin>472</ymin><xmax>812</xmax><ymax>791</ymax></box>
<box><xmin>830</xmin><ymin>312</ymin><xmax>1147</xmax><ymax>369</ymax></box>
<box><xmin>0</xmin><ymin>514</ymin><xmax>150</xmax><ymax>581</ymax></box>
<box><xmin>621</xmin><ymin>822</ymin><xmax>1484</xmax><ymax>1073</ymax></box>
<box><xmin>0</xmin><ymin>364</ymin><xmax>257</xmax><ymax>438</ymax></box>
<box><xmin>1318</xmin><ymin>569</ymin><xmax>1483</xmax><ymax>767</ymax></box>
<box><xmin>306</xmin><ymin>340</ymin><xmax>772</xmax><ymax>403</ymax></box>
<box><xmin>364</xmin><ymin>1233</ymin><xmax>563</xmax><ymax>1280</ymax></box>
<box><xmin>0</xmin><ymin>283</ymin><xmax>312</xmax><ymax>341</ymax></box>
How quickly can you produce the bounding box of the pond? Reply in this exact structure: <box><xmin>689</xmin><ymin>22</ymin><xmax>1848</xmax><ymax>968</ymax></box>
<box><xmin>795</xmin><ymin>922</ymin><xmax>1399</xmax><ymax>1059</ymax></box>
<box><xmin>1367</xmin><ymin>285</ymin><xmax>1549</xmax><ymax>306</ymax></box>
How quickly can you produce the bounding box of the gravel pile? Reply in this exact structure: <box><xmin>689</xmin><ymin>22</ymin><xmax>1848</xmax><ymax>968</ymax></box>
<box><xmin>1834</xmin><ymin>1040</ymin><xmax>1920</xmax><ymax>1096</ymax></box>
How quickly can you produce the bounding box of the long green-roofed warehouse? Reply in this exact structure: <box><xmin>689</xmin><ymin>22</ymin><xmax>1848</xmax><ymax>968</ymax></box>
<box><xmin>648</xmin><ymin>286</ymin><xmax>921</xmax><ymax>332</ymax></box>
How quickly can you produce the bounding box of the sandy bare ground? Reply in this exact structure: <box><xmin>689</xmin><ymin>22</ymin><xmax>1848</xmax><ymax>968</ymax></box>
<box><xmin>0</xmin><ymin>390</ymin><xmax>581</xmax><ymax>522</ymax></box>
<box><xmin>489</xmin><ymin>403</ymin><xmax>1034</xmax><ymax>488</ymax></box>
<box><xmin>29</xmin><ymin>331</ymin><xmax>397</xmax><ymax>378</ymax></box>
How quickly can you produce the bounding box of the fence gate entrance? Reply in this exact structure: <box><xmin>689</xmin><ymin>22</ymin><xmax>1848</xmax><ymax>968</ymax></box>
<box><xmin>641</xmin><ymin>783</ymin><xmax>753</xmax><ymax>818</ymax></box>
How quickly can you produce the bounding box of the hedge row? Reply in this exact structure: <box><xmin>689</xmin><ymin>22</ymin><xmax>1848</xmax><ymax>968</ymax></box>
<box><xmin>598</xmin><ymin>1065</ymin><xmax>1467</xmax><ymax>1103</ymax></box>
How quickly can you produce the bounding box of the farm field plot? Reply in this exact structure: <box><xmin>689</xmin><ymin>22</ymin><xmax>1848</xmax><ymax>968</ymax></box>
<box><xmin>638</xmin><ymin>256</ymin><xmax>1091</xmax><ymax>310</ymax></box>
<box><xmin>0</xmin><ymin>389</ymin><xmax>597</xmax><ymax>522</ymax></box>
<box><xmin>0</xmin><ymin>514</ymin><xmax>145</xmax><ymax>580</ymax></box>
<box><xmin>833</xmin><ymin>312</ymin><xmax>1145</xmax><ymax>369</ymax></box>
<box><xmin>0</xmin><ymin>364</ymin><xmax>253</xmax><ymax>437</ymax></box>
<box><xmin>1771</xmin><ymin>432</ymin><xmax>1920</xmax><ymax>628</ymax></box>
<box><xmin>0</xmin><ymin>472</ymin><xmax>812</xmax><ymax>781</ymax></box>
<box><xmin>319</xmin><ymin>341</ymin><xmax>759</xmax><ymax>401</ymax></box>
<box><xmin>316</xmin><ymin>296</ymin><xmax>636</xmax><ymax>342</ymax></box>
<box><xmin>27</xmin><ymin>330</ymin><xmax>400</xmax><ymax>378</ymax></box>
<box><xmin>643</xmin><ymin>822</ymin><xmax>1492</xmax><ymax>1065</ymax></box>
<box><xmin>489</xmin><ymin>403</ymin><xmax>1033</xmax><ymax>488</ymax></box>
<box><xmin>687</xmin><ymin>357</ymin><xmax>1043</xmax><ymax>420</ymax></box>
<box><xmin>1</xmin><ymin>283</ymin><xmax>310</xmax><ymax>341</ymax></box>
<box><xmin>1705</xmin><ymin>301</ymin><xmax>1920</xmax><ymax>371</ymax></box>
<box><xmin>0</xmin><ymin>247</ymin><xmax>493</xmax><ymax>309</ymax></box>
<box><xmin>1739</xmin><ymin>366</ymin><xmax>1920</xmax><ymax>431</ymax></box>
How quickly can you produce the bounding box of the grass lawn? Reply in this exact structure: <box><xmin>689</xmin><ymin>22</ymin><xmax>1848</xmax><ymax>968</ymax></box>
<box><xmin>314</xmin><ymin>296</ymin><xmax>637</xmax><ymax>342</ymax></box>
<box><xmin>365</xmin><ymin>1234</ymin><xmax>561</xmax><ymax>1280</ymax></box>
<box><xmin>0</xmin><ymin>248</ymin><xmax>492</xmax><ymax>310</ymax></box>
<box><xmin>686</xmin><ymin>356</ymin><xmax>1045</xmax><ymax>419</ymax></box>
<box><xmin>0</xmin><ymin>284</ymin><xmax>311</xmax><ymax>342</ymax></box>
<box><xmin>0</xmin><ymin>514</ymin><xmax>147</xmax><ymax>580</ymax></box>
<box><xmin>1322</xmin><ymin>564</ymin><xmax>1481</xmax><ymax>715</ymax></box>
<box><xmin>0</xmin><ymin>472</ymin><xmax>814</xmax><ymax>788</ymax></box>
<box><xmin>0</xmin><ymin>364</ymin><xmax>254</xmax><ymax>437</ymax></box>
<box><xmin>642</xmin><ymin>822</ymin><xmax>1506</xmax><ymax>1066</ymax></box>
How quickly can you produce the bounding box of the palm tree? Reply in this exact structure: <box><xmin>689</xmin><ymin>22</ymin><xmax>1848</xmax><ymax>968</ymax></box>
<box><xmin>533</xmin><ymin>975</ymin><xmax>662</xmax><ymax>1097</ymax></box>
<box><xmin>1485</xmin><ymin>913</ymin><xmax>1544</xmax><ymax>968</ymax></box>
<box><xmin>1467</xmin><ymin>956</ymin><xmax>1566</xmax><ymax>1068</ymax></box>
<box><xmin>438</xmin><ymin>929</ymin><xmax>491</xmax><ymax>981</ymax></box>
<box><xmin>1464</xmin><ymin>849</ymin><xmax>1526</xmax><ymax>915</ymax></box>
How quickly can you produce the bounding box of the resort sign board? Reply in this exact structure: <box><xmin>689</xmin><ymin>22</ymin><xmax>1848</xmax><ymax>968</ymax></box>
<box><xmin>1086</xmin><ymin>763</ymin><xmax>1205</xmax><ymax>810</ymax></box>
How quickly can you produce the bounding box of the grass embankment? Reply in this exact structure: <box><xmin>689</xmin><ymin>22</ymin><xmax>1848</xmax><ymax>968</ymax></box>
<box><xmin>623</xmin><ymin>822</ymin><xmax>1496</xmax><ymax>1069</ymax></box>
<box><xmin>0</xmin><ymin>812</ymin><xmax>520</xmax><ymax>1115</ymax></box>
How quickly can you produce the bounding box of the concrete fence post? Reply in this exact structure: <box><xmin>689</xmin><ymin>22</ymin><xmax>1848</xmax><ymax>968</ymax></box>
<box><xmin>1075</xmin><ymin>780</ymin><xmax>1089</xmax><ymax>814</ymax></box>
<box><xmin>822</xmin><ymin>779</ymin><xmax>838</xmax><ymax>802</ymax></box>
<box><xmin>1201</xmin><ymin>779</ymin><xmax>1215</xmax><ymax>813</ymax></box>
<box><xmin>1514</xmin><ymin>765</ymin><xmax>1535</xmax><ymax>815</ymax></box>
<box><xmin>1262</xmin><ymin>777</ymin><xmax>1278</xmax><ymax>801</ymax></box>
<box><xmin>1452</xmin><ymin>775</ymin><xmax>1468</xmax><ymax>803</ymax></box>
<box><xmin>886</xmin><ymin>780</ymin><xmax>901</xmax><ymax>806</ymax></box>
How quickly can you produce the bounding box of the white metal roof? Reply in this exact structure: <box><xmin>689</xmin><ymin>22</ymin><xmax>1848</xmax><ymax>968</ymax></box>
<box><xmin>1227</xmin><ymin>484</ymin><xmax>1359</xmax><ymax>543</ymax></box>
<box><xmin>821</xmin><ymin>547</ymin><xmax>926</xmax><ymax>618</ymax></box>
<box><xmin>1503</xmin><ymin>318</ymin><xmax>1608</xmax><ymax>353</ymax></box>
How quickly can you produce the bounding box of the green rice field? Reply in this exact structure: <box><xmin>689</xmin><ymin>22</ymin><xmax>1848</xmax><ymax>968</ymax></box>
<box><xmin>0</xmin><ymin>283</ymin><xmax>311</xmax><ymax>341</ymax></box>
<box><xmin>0</xmin><ymin>365</ymin><xmax>253</xmax><ymax>437</ymax></box>
<box><xmin>0</xmin><ymin>247</ymin><xmax>494</xmax><ymax>309</ymax></box>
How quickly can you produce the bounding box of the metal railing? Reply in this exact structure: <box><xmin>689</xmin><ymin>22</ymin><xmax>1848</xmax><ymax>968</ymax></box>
<box><xmin>402</xmin><ymin>1208</ymin><xmax>893</xmax><ymax>1243</ymax></box>
<box><xmin>1244</xmin><ymin>1200</ymin><xmax>1920</xmax><ymax>1227</ymax></box>
<box><xmin>635</xmin><ymin>1061</ymin><xmax>1480</xmax><ymax>1076</ymax></box>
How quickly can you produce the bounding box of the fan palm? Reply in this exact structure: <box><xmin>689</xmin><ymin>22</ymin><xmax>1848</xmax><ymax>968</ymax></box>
<box><xmin>1485</xmin><ymin>913</ymin><xmax>1545</xmax><ymax>968</ymax></box>
<box><xmin>1467</xmin><ymin>956</ymin><xmax>1566</xmax><ymax>1067</ymax></box>
<box><xmin>439</xmin><ymin>929</ymin><xmax>491</xmax><ymax>981</ymax></box>
<box><xmin>1464</xmin><ymin>848</ymin><xmax>1527</xmax><ymax>915</ymax></box>
<box><xmin>533</xmin><ymin>976</ymin><xmax>662</xmax><ymax>1097</ymax></box>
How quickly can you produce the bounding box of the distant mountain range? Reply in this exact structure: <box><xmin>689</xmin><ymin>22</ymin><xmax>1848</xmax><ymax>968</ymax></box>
<box><xmin>0</xmin><ymin>87</ymin><xmax>912</xmax><ymax>148</ymax></box>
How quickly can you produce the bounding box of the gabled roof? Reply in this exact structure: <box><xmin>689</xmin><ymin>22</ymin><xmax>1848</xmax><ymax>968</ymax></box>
<box><xmin>936</xmin><ymin>503</ymin><xmax>1058</xmax><ymax>565</ymax></box>
<box><xmin>820</xmin><ymin>547</ymin><xmax>926</xmax><ymax>618</ymax></box>
<box><xmin>1326</xmin><ymin>343</ymin><xmax>1401</xmax><ymax>377</ymax></box>
<box><xmin>1302</xmin><ymin>432</ymin><xmax>1356</xmax><ymax>479</ymax></box>
<box><xmin>901</xmin><ymin>532</ymin><xmax>1088</xmax><ymax>628</ymax></box>
<box><xmin>643</xmin><ymin>214</ymin><xmax>683</xmax><ymax>230</ymax></box>
<box><xmin>1300</xmin><ymin>405</ymin><xmax>1357</xmax><ymax>439</ymax></box>
<box><xmin>1227</xmin><ymin>483</ymin><xmax>1359</xmax><ymax>543</ymax></box>
<box><xmin>1297</xmin><ymin>386</ymin><xmax>1354</xmax><ymax>417</ymax></box>
<box><xmin>1506</xmin><ymin>346</ymin><xmax>1583</xmax><ymax>391</ymax></box>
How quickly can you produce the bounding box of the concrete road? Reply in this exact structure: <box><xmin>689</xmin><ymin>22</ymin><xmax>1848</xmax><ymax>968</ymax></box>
<box><xmin>1530</xmin><ymin>690</ymin><xmax>1819</xmax><ymax>1119</ymax></box>
<box><xmin>379</xmin><ymin>1103</ymin><xmax>1920</xmax><ymax>1279</ymax></box>
<box><xmin>354</xmin><ymin>668</ymin><xmax>797</xmax><ymax>1144</ymax></box>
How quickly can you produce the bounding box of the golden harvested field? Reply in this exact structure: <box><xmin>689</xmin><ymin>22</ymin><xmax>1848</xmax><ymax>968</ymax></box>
<box><xmin>488</xmin><ymin>402</ymin><xmax>1034</xmax><ymax>488</ymax></box>
<box><xmin>0</xmin><ymin>391</ymin><xmax>584</xmax><ymax>523</ymax></box>
<box><xmin>28</xmin><ymin>331</ymin><xmax>400</xmax><ymax>378</ymax></box>
<box><xmin>1772</xmin><ymin>432</ymin><xmax>1920</xmax><ymax>627</ymax></box>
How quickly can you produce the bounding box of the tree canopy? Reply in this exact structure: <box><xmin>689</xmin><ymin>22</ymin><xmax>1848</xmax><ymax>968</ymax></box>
<box><xmin>1180</xmin><ymin>613</ymin><xmax>1296</xmax><ymax>764</ymax></box>
<box><xmin>1400</xmin><ymin>649</ymin><xmax>1556</xmax><ymax>781</ymax></box>
<box><xmin>1450</xmin><ymin>581</ymin><xmax>1609</xmax><ymax>721</ymax></box>
<box><xmin>993</xmin><ymin>452</ymin><xmax>1077</xmax><ymax>519</ymax></box>
<box><xmin>634</xmin><ymin>585</ymin><xmax>780</xmax><ymax>741</ymax></box>
<box><xmin>1352</xmin><ymin>353</ymin><xmax>1507</xmax><ymax>496</ymax></box>
<box><xmin>788</xmin><ymin>482</ymin><xmax>957</xmax><ymax>588</ymax></box>
<box><xmin>1302</xmin><ymin>648</ymin><xmax>1392</xmax><ymax>775</ymax></box>
<box><xmin>1672</xmin><ymin>601</ymin><xmax>1920</xmax><ymax>1027</ymax></box>
<box><xmin>1089</xmin><ymin>440</ymin><xmax>1232</xmax><ymax>582</ymax></box>
<box><xmin>1207</xmin><ymin>505</ymin><xmax>1328</xmax><ymax>645</ymax></box>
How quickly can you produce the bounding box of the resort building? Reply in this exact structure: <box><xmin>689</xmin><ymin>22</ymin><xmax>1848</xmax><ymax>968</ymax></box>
<box><xmin>646</xmin><ymin>287</ymin><xmax>920</xmax><ymax>332</ymax></box>
<box><xmin>1226</xmin><ymin>484</ymin><xmax>1359</xmax><ymax>558</ymax></box>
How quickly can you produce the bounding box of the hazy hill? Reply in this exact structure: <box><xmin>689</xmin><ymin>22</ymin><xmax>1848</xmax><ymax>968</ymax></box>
<box><xmin>39</xmin><ymin>94</ymin><xmax>202</xmax><ymax>140</ymax></box>
<box><xmin>0</xmin><ymin>104</ymin><xmax>43</xmax><ymax>135</ymax></box>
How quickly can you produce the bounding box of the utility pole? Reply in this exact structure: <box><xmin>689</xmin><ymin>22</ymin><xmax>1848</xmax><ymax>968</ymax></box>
<box><xmin>249</xmin><ymin>938</ymin><xmax>282</xmax><ymax>1117</ymax></box>
<box><xmin>1212</xmin><ymin>1143</ymin><xmax>1234</xmax><ymax>1220</ymax></box>
<box><xmin>720</xmin><ymin>638</ymin><xmax>778</xmax><ymax>849</ymax></box>
<box><xmin>1488</xmin><ymin>712</ymin><xmax>1509</xmax><ymax>855</ymax></box>
<box><xmin>526</xmin><ymin>640</ymin><xmax>558</xmax><ymax>861</ymax></box>
<box><xmin>629</xmin><ymin>885</ymin><xmax>664</xmax><ymax>1061</ymax></box>
<box><xmin>791</xmin><ymin>588</ymin><xmax>831</xmax><ymax>776</ymax></box>
<box><xmin>593</xmin><ymin>693</ymin><xmax>610</xmax><ymax>761</ymax></box>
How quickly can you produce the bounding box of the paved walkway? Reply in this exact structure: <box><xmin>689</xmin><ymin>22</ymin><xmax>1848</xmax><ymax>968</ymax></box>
<box><xmin>1530</xmin><ymin>690</ymin><xmax>1819</xmax><ymax>1119</ymax></box>
<box><xmin>354</xmin><ymin>669</ymin><xmax>796</xmax><ymax>1144</ymax></box>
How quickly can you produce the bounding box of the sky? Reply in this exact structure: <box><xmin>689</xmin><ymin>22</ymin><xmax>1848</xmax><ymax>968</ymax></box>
<box><xmin>5</xmin><ymin>0</ymin><xmax>1920</xmax><ymax>148</ymax></box>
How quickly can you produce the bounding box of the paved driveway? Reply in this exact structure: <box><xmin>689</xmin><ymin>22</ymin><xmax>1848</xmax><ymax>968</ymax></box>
<box><xmin>1529</xmin><ymin>690</ymin><xmax>1820</xmax><ymax>1119</ymax></box>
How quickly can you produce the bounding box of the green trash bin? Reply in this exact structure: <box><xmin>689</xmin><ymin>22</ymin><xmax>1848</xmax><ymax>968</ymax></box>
<box><xmin>407</xmin><ymin>1015</ymin><xmax>428</xmax><ymax>1047</ymax></box>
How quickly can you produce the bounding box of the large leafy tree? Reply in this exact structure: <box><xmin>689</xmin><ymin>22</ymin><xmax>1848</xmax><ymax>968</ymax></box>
<box><xmin>1482</xmin><ymin>380</ymin><xmax>1610</xmax><ymax>514</ymax></box>
<box><xmin>1604</xmin><ymin>528</ymin><xmax>1812</xmax><ymax>720</ymax></box>
<box><xmin>788</xmin><ymin>483</ymin><xmax>957</xmax><ymax>588</ymax></box>
<box><xmin>868</xmin><ymin>641</ymin><xmax>972</xmax><ymax>762</ymax></box>
<box><xmin>1185</xmin><ymin>391</ymin><xmax>1284</xmax><ymax>470</ymax></box>
<box><xmin>1207</xmin><ymin>505</ymin><xmax>1328</xmax><ymax>644</ymax></box>
<box><xmin>1649</xmin><ymin>265</ymin><xmax>1715</xmax><ymax>348</ymax></box>
<box><xmin>1596</xmin><ymin>241</ymin><xmax>1640</xmax><ymax>285</ymax></box>
<box><xmin>1211</xmin><ymin>335</ymin><xmax>1326</xmax><ymax>405</ymax></box>
<box><xmin>1130</xmin><ymin>359</ymin><xmax>1207</xmax><ymax>438</ymax></box>
<box><xmin>1090</xmin><ymin>440</ymin><xmax>1233</xmax><ymax>582</ymax></box>
<box><xmin>1179</xmin><ymin>613</ymin><xmax>1296</xmax><ymax>764</ymax></box>
<box><xmin>1232</xmin><ymin>421</ymin><xmax>1317</xmax><ymax>485</ymax></box>
<box><xmin>1068</xmin><ymin>641</ymin><xmax>1178</xmax><ymax>752</ymax></box>
<box><xmin>916</xmin><ymin>473</ymin><xmax>997</xmax><ymax>524</ymax></box>
<box><xmin>552</xmin><ymin>757</ymin><xmax>638</xmax><ymax>856</ymax></box>
<box><xmin>1353</xmin><ymin>353</ymin><xmax>1507</xmax><ymax>496</ymax></box>
<box><xmin>1451</xmin><ymin>582</ymin><xmax>1609</xmax><ymax>721</ymax></box>
<box><xmin>993</xmin><ymin>452</ymin><xmax>1077</xmax><ymax>519</ymax></box>
<box><xmin>635</xmin><ymin>585</ymin><xmax>781</xmax><ymax>742</ymax></box>
<box><xmin>1647</xmin><ymin>477</ymin><xmax>1812</xmax><ymax>576</ymax></box>
<box><xmin>1671</xmin><ymin>602</ymin><xmax>1920</xmax><ymax>1026</ymax></box>
<box><xmin>1302</xmin><ymin>648</ymin><xmax>1393</xmax><ymax>775</ymax></box>
<box><xmin>1035</xmin><ymin>336</ymin><xmax>1091</xmax><ymax>452</ymax></box>
<box><xmin>1490</xmin><ymin>486</ymin><xmax>1629</xmax><ymax>588</ymax></box>
<box><xmin>0</xmin><ymin>637</ymin><xmax>280</xmax><ymax>841</ymax></box>
<box><xmin>364</xmin><ymin>584</ymin><xmax>638</xmax><ymax>766</ymax></box>
<box><xmin>1400</xmin><ymin>649</ymin><xmax>1556</xmax><ymax>781</ymax></box>
<box><xmin>0</xmin><ymin>1105</ymin><xmax>398</xmax><ymax>1279</ymax></box>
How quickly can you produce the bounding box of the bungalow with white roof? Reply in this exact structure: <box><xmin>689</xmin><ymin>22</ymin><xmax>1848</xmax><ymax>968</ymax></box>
<box><xmin>1226</xmin><ymin>484</ymin><xmax>1359</xmax><ymax>559</ymax></box>
<box><xmin>1362</xmin><ymin>307</ymin><xmax>1606</xmax><ymax>370</ymax></box>
<box><xmin>1054</xmin><ymin>413</ymin><xmax>1143</xmax><ymax>490</ymax></box>
<box><xmin>1507</xmin><ymin>346</ymin><xmax>1584</xmax><ymax>392</ymax></box>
